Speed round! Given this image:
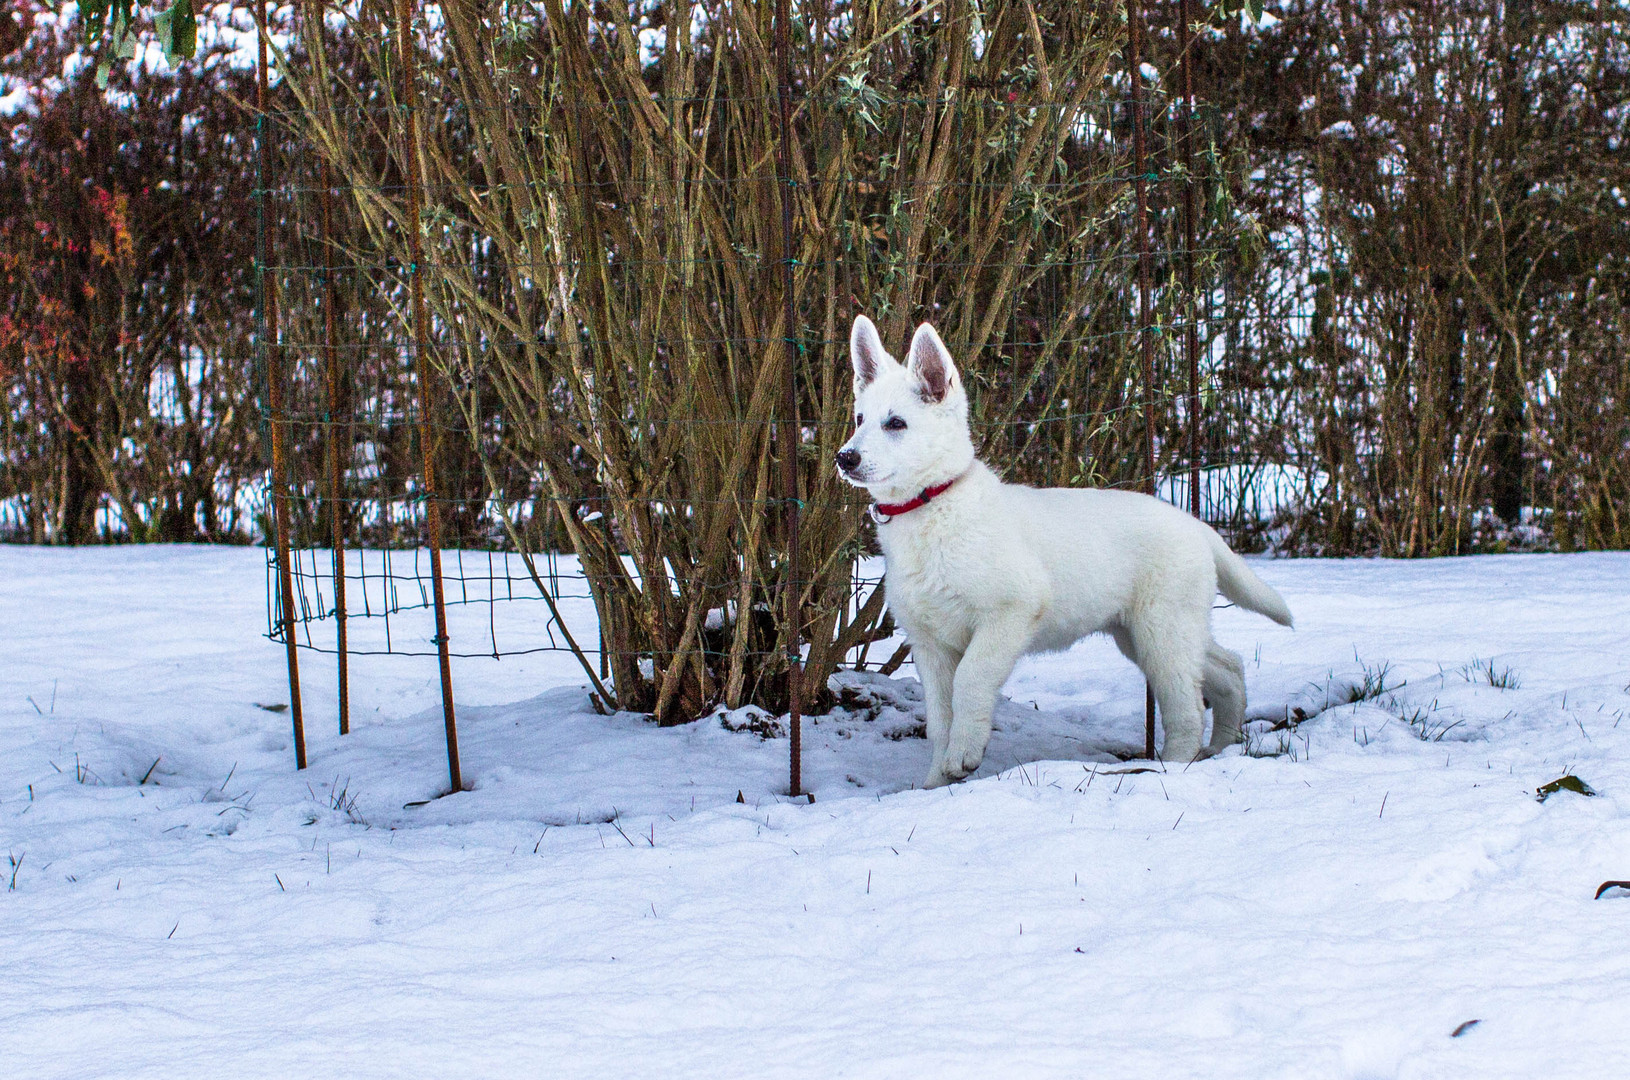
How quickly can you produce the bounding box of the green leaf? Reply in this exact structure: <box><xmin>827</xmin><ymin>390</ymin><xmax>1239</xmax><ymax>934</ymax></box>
<box><xmin>1247</xmin><ymin>0</ymin><xmax>1264</xmax><ymax>21</ymax></box>
<box><xmin>1536</xmin><ymin>774</ymin><xmax>1597</xmax><ymax>802</ymax></box>
<box><xmin>155</xmin><ymin>1</ymin><xmax>199</xmax><ymax>67</ymax></box>
<box><xmin>92</xmin><ymin>0</ymin><xmax>134</xmax><ymax>88</ymax></box>
<box><xmin>169</xmin><ymin>0</ymin><xmax>198</xmax><ymax>62</ymax></box>
<box><xmin>81</xmin><ymin>0</ymin><xmax>193</xmax><ymax>70</ymax></box>
<box><xmin>98</xmin><ymin>0</ymin><xmax>136</xmax><ymax>49</ymax></box>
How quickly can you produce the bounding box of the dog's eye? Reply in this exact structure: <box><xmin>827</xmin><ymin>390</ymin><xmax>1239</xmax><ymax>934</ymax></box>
<box><xmin>855</xmin><ymin>414</ymin><xmax>863</xmax><ymax>427</ymax></box>
<box><xmin>882</xmin><ymin>416</ymin><xmax>907</xmax><ymax>431</ymax></box>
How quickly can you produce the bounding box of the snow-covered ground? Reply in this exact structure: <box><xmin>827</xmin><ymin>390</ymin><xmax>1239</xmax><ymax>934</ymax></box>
<box><xmin>3</xmin><ymin>545</ymin><xmax>1628</xmax><ymax>1078</ymax></box>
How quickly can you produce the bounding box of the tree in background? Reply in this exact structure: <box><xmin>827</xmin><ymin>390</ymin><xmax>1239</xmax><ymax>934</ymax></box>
<box><xmin>3</xmin><ymin>0</ymin><xmax>1627</xmax><ymax>567</ymax></box>
<box><xmin>1</xmin><ymin>1</ymin><xmax>263</xmax><ymax>541</ymax></box>
<box><xmin>1200</xmin><ymin>0</ymin><xmax>1630</xmax><ymax>553</ymax></box>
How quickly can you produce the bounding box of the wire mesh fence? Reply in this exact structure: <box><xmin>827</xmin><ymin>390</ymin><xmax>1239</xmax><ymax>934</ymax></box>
<box><xmin>248</xmin><ymin>0</ymin><xmax>1331</xmax><ymax>794</ymax></box>
<box><xmin>218</xmin><ymin>0</ymin><xmax>1630</xmax><ymax>794</ymax></box>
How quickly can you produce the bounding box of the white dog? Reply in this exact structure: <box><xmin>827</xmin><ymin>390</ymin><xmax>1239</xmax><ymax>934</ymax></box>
<box><xmin>836</xmin><ymin>315</ymin><xmax>1293</xmax><ymax>788</ymax></box>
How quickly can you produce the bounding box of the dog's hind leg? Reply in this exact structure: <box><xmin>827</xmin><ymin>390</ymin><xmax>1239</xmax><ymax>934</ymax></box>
<box><xmin>1203</xmin><ymin>642</ymin><xmax>1247</xmax><ymax>752</ymax></box>
<box><xmin>914</xmin><ymin>639</ymin><xmax>961</xmax><ymax>789</ymax></box>
<box><xmin>1129</xmin><ymin>612</ymin><xmax>1209</xmax><ymax>764</ymax></box>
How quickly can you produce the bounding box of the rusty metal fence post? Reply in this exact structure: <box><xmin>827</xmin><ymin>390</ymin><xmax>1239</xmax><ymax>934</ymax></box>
<box><xmin>394</xmin><ymin>0</ymin><xmax>462</xmax><ymax>793</ymax></box>
<box><xmin>318</xmin><ymin>161</ymin><xmax>350</xmax><ymax>736</ymax></box>
<box><xmin>1129</xmin><ymin>0</ymin><xmax>1159</xmax><ymax>761</ymax></box>
<box><xmin>775</xmin><ymin>0</ymin><xmax>805</xmax><ymax>798</ymax></box>
<box><xmin>1179</xmin><ymin>0</ymin><xmax>1202</xmax><ymax>521</ymax></box>
<box><xmin>256</xmin><ymin>0</ymin><xmax>306</xmax><ymax>770</ymax></box>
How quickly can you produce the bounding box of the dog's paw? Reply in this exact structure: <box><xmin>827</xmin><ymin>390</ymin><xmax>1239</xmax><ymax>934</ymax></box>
<box><xmin>1164</xmin><ymin>742</ymin><xmax>1215</xmax><ymax>765</ymax></box>
<box><xmin>922</xmin><ymin>765</ymin><xmax>952</xmax><ymax>789</ymax></box>
<box><xmin>942</xmin><ymin>740</ymin><xmax>985</xmax><ymax>780</ymax></box>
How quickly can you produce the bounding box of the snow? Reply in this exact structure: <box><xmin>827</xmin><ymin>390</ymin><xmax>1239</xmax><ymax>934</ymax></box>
<box><xmin>3</xmin><ymin>545</ymin><xmax>1629</xmax><ymax>1078</ymax></box>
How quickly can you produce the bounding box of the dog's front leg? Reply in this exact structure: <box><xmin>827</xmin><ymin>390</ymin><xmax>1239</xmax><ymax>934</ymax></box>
<box><xmin>913</xmin><ymin>639</ymin><xmax>959</xmax><ymax>789</ymax></box>
<box><xmin>943</xmin><ymin>614</ymin><xmax>1034</xmax><ymax>782</ymax></box>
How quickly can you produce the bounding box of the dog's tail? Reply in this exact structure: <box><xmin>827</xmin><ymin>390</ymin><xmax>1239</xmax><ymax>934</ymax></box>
<box><xmin>1208</xmin><ymin>530</ymin><xmax>1294</xmax><ymax>628</ymax></box>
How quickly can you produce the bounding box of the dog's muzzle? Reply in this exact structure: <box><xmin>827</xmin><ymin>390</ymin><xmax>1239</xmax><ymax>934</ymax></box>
<box><xmin>835</xmin><ymin>447</ymin><xmax>862</xmax><ymax>475</ymax></box>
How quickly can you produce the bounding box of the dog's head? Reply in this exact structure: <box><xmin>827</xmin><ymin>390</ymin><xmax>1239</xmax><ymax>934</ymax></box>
<box><xmin>835</xmin><ymin>315</ymin><xmax>975</xmax><ymax>502</ymax></box>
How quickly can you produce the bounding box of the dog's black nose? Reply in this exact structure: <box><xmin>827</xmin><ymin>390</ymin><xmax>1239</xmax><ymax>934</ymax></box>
<box><xmin>835</xmin><ymin>448</ymin><xmax>861</xmax><ymax>473</ymax></box>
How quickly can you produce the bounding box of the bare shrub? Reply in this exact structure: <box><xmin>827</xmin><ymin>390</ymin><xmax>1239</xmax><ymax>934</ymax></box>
<box><xmin>281</xmin><ymin>0</ymin><xmax>1145</xmax><ymax>720</ymax></box>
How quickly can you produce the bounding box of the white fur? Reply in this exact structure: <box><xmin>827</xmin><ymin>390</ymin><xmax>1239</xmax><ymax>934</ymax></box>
<box><xmin>838</xmin><ymin>315</ymin><xmax>1294</xmax><ymax>788</ymax></box>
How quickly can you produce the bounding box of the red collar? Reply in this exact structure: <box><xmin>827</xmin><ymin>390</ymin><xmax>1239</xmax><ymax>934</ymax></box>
<box><xmin>871</xmin><ymin>475</ymin><xmax>960</xmax><ymax>523</ymax></box>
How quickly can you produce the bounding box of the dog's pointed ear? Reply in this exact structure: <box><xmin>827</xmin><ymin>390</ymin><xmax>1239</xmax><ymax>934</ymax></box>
<box><xmin>851</xmin><ymin>315</ymin><xmax>892</xmax><ymax>391</ymax></box>
<box><xmin>907</xmin><ymin>322</ymin><xmax>959</xmax><ymax>404</ymax></box>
